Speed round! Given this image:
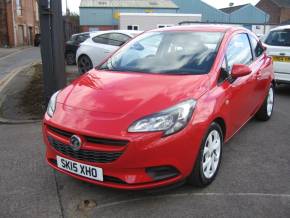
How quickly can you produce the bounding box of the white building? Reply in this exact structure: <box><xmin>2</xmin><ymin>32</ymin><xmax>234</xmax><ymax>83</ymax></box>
<box><xmin>119</xmin><ymin>13</ymin><xmax>202</xmax><ymax>31</ymax></box>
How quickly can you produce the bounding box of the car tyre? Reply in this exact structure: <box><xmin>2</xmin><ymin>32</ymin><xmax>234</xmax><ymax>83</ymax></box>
<box><xmin>78</xmin><ymin>55</ymin><xmax>93</xmax><ymax>74</ymax></box>
<box><xmin>255</xmin><ymin>84</ymin><xmax>275</xmax><ymax>121</ymax></box>
<box><xmin>188</xmin><ymin>122</ymin><xmax>223</xmax><ymax>187</ymax></box>
<box><xmin>66</xmin><ymin>52</ymin><xmax>76</xmax><ymax>65</ymax></box>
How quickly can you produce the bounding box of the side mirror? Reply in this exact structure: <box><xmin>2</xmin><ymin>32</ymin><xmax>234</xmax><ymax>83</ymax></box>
<box><xmin>261</xmin><ymin>43</ymin><xmax>267</xmax><ymax>52</ymax></box>
<box><xmin>231</xmin><ymin>64</ymin><xmax>252</xmax><ymax>79</ymax></box>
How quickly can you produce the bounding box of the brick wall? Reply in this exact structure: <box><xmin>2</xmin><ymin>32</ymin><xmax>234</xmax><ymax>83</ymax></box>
<box><xmin>256</xmin><ymin>0</ymin><xmax>281</xmax><ymax>24</ymax></box>
<box><xmin>14</xmin><ymin>0</ymin><xmax>39</xmax><ymax>46</ymax></box>
<box><xmin>280</xmin><ymin>8</ymin><xmax>290</xmax><ymax>23</ymax></box>
<box><xmin>0</xmin><ymin>1</ymin><xmax>9</xmax><ymax>46</ymax></box>
<box><xmin>6</xmin><ymin>1</ymin><xmax>15</xmax><ymax>47</ymax></box>
<box><xmin>1</xmin><ymin>0</ymin><xmax>39</xmax><ymax>47</ymax></box>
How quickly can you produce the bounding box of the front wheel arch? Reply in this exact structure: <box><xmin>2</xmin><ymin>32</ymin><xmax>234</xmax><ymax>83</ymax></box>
<box><xmin>212</xmin><ymin>117</ymin><xmax>226</xmax><ymax>140</ymax></box>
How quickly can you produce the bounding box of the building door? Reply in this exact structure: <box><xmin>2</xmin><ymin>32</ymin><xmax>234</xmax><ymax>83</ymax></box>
<box><xmin>28</xmin><ymin>27</ymin><xmax>33</xmax><ymax>45</ymax></box>
<box><xmin>18</xmin><ymin>25</ymin><xmax>24</xmax><ymax>46</ymax></box>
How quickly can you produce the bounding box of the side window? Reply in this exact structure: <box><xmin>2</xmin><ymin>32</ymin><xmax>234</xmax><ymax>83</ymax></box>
<box><xmin>92</xmin><ymin>33</ymin><xmax>110</xmax><ymax>45</ymax></box>
<box><xmin>107</xmin><ymin>33</ymin><xmax>130</xmax><ymax>46</ymax></box>
<box><xmin>249</xmin><ymin>34</ymin><xmax>264</xmax><ymax>58</ymax></box>
<box><xmin>226</xmin><ymin>33</ymin><xmax>253</xmax><ymax>72</ymax></box>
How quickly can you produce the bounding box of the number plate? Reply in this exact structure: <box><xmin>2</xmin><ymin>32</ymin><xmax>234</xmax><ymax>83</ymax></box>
<box><xmin>57</xmin><ymin>156</ymin><xmax>103</xmax><ymax>181</ymax></box>
<box><xmin>272</xmin><ymin>56</ymin><xmax>290</xmax><ymax>63</ymax></box>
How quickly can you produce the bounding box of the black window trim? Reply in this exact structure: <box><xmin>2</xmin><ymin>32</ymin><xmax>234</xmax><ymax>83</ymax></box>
<box><xmin>247</xmin><ymin>33</ymin><xmax>265</xmax><ymax>61</ymax></box>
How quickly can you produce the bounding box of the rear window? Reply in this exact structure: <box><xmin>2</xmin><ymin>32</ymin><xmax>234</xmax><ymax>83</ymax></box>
<box><xmin>264</xmin><ymin>29</ymin><xmax>290</xmax><ymax>47</ymax></box>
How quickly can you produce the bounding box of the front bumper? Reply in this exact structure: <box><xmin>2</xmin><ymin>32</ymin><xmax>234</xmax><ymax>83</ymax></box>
<box><xmin>43</xmin><ymin>119</ymin><xmax>205</xmax><ymax>190</ymax></box>
<box><xmin>275</xmin><ymin>72</ymin><xmax>290</xmax><ymax>83</ymax></box>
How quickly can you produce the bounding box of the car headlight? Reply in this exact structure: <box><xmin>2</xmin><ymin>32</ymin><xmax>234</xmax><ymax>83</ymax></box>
<box><xmin>128</xmin><ymin>99</ymin><xmax>196</xmax><ymax>136</ymax></box>
<box><xmin>47</xmin><ymin>91</ymin><xmax>60</xmax><ymax>117</ymax></box>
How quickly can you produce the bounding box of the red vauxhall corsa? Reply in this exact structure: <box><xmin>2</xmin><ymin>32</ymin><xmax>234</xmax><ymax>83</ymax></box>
<box><xmin>43</xmin><ymin>25</ymin><xmax>275</xmax><ymax>190</ymax></box>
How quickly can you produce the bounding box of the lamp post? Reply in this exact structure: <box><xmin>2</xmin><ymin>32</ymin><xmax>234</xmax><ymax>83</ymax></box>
<box><xmin>38</xmin><ymin>0</ymin><xmax>66</xmax><ymax>105</ymax></box>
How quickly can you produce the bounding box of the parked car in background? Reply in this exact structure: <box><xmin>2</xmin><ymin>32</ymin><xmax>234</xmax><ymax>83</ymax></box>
<box><xmin>76</xmin><ymin>30</ymin><xmax>141</xmax><ymax>74</ymax></box>
<box><xmin>263</xmin><ymin>25</ymin><xmax>290</xmax><ymax>84</ymax></box>
<box><xmin>65</xmin><ymin>32</ymin><xmax>91</xmax><ymax>65</ymax></box>
<box><xmin>43</xmin><ymin>25</ymin><xmax>275</xmax><ymax>190</ymax></box>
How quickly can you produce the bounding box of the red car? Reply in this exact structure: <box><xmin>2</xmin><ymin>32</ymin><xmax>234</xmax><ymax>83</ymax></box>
<box><xmin>43</xmin><ymin>25</ymin><xmax>275</xmax><ymax>190</ymax></box>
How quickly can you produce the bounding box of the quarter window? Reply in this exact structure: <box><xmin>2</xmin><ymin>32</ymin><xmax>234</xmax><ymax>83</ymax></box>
<box><xmin>108</xmin><ymin>33</ymin><xmax>130</xmax><ymax>46</ymax></box>
<box><xmin>92</xmin><ymin>33</ymin><xmax>110</xmax><ymax>45</ymax></box>
<box><xmin>249</xmin><ymin>34</ymin><xmax>264</xmax><ymax>58</ymax></box>
<box><xmin>226</xmin><ymin>33</ymin><xmax>253</xmax><ymax>72</ymax></box>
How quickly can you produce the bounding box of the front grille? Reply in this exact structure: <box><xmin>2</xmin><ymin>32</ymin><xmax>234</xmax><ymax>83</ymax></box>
<box><xmin>47</xmin><ymin>125</ymin><xmax>129</xmax><ymax>147</ymax></box>
<box><xmin>48</xmin><ymin>126</ymin><xmax>73</xmax><ymax>138</ymax></box>
<box><xmin>48</xmin><ymin>136</ymin><xmax>123</xmax><ymax>163</ymax></box>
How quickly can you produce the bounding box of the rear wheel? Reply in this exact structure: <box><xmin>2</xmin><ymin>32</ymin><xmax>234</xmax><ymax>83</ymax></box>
<box><xmin>78</xmin><ymin>55</ymin><xmax>93</xmax><ymax>74</ymax></box>
<box><xmin>188</xmin><ymin>122</ymin><xmax>223</xmax><ymax>187</ymax></box>
<box><xmin>255</xmin><ymin>85</ymin><xmax>275</xmax><ymax>121</ymax></box>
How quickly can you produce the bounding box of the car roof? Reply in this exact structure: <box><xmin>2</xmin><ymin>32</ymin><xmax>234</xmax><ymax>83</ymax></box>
<box><xmin>89</xmin><ymin>30</ymin><xmax>142</xmax><ymax>38</ymax></box>
<box><xmin>150</xmin><ymin>24</ymin><xmax>245</xmax><ymax>33</ymax></box>
<box><xmin>72</xmin><ymin>32</ymin><xmax>91</xmax><ymax>37</ymax></box>
<box><xmin>270</xmin><ymin>25</ymin><xmax>290</xmax><ymax>31</ymax></box>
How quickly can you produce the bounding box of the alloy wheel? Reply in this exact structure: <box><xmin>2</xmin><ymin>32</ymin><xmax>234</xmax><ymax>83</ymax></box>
<box><xmin>202</xmin><ymin>130</ymin><xmax>221</xmax><ymax>179</ymax></box>
<box><xmin>267</xmin><ymin>87</ymin><xmax>274</xmax><ymax>116</ymax></box>
<box><xmin>78</xmin><ymin>56</ymin><xmax>93</xmax><ymax>74</ymax></box>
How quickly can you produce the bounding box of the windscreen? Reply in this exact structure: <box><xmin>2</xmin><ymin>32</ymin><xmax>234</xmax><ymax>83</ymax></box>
<box><xmin>265</xmin><ymin>29</ymin><xmax>290</xmax><ymax>47</ymax></box>
<box><xmin>100</xmin><ymin>31</ymin><xmax>224</xmax><ymax>75</ymax></box>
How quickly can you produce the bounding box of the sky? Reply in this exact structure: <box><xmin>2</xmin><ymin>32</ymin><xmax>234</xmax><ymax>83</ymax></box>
<box><xmin>62</xmin><ymin>0</ymin><xmax>261</xmax><ymax>14</ymax></box>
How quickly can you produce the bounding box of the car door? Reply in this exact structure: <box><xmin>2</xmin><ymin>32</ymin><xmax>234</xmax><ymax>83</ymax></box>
<box><xmin>248</xmin><ymin>34</ymin><xmax>271</xmax><ymax>109</ymax></box>
<box><xmin>220</xmin><ymin>33</ymin><xmax>256</xmax><ymax>135</ymax></box>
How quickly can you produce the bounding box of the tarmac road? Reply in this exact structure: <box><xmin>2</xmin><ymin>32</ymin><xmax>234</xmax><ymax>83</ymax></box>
<box><xmin>0</xmin><ymin>85</ymin><xmax>289</xmax><ymax>218</ymax></box>
<box><xmin>0</xmin><ymin>47</ymin><xmax>41</xmax><ymax>81</ymax></box>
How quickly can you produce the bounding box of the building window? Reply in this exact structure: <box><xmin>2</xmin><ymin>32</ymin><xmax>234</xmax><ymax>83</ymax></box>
<box><xmin>127</xmin><ymin>25</ymin><xmax>139</xmax><ymax>31</ymax></box>
<box><xmin>16</xmin><ymin>0</ymin><xmax>23</xmax><ymax>16</ymax></box>
<box><xmin>35</xmin><ymin>1</ymin><xmax>39</xmax><ymax>21</ymax></box>
<box><xmin>157</xmin><ymin>24</ymin><xmax>174</xmax><ymax>28</ymax></box>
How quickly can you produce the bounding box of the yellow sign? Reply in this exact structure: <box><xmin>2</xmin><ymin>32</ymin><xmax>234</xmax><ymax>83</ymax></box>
<box><xmin>113</xmin><ymin>11</ymin><xmax>120</xmax><ymax>20</ymax></box>
<box><xmin>145</xmin><ymin>9</ymin><xmax>153</xmax><ymax>13</ymax></box>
